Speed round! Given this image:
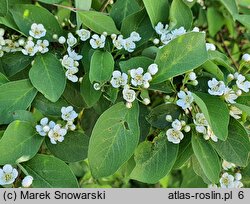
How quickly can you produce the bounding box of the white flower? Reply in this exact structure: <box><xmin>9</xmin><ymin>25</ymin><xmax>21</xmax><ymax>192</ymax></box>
<box><xmin>67</xmin><ymin>33</ymin><xmax>77</xmax><ymax>47</ymax></box>
<box><xmin>160</xmin><ymin>32</ymin><xmax>173</xmax><ymax>45</ymax></box>
<box><xmin>22</xmin><ymin>175</ymin><xmax>33</xmax><ymax>188</ymax></box>
<box><xmin>186</xmin><ymin>0</ymin><xmax>194</xmax><ymax>2</ymax></box>
<box><xmin>130</xmin><ymin>31</ymin><xmax>141</xmax><ymax>42</ymax></box>
<box><xmin>229</xmin><ymin>106</ymin><xmax>242</xmax><ymax>120</ymax></box>
<box><xmin>208</xmin><ymin>184</ymin><xmax>218</xmax><ymax>188</ymax></box>
<box><xmin>90</xmin><ymin>34</ymin><xmax>106</xmax><ymax>49</ymax></box>
<box><xmin>171</xmin><ymin>119</ymin><xmax>182</xmax><ymax>130</ymax></box>
<box><xmin>223</xmin><ymin>87</ymin><xmax>238</xmax><ymax>104</ymax></box>
<box><xmin>208</xmin><ymin>78</ymin><xmax>226</xmax><ymax>96</ymax></box>
<box><xmin>110</xmin><ymin>70</ymin><xmax>128</xmax><ymax>88</ymax></box>
<box><xmin>3</xmin><ymin>39</ymin><xmax>20</xmax><ymax>52</ymax></box>
<box><xmin>36</xmin><ymin>117</ymin><xmax>55</xmax><ymax>136</ymax></box>
<box><xmin>48</xmin><ymin>124</ymin><xmax>67</xmax><ymax>144</ymax></box>
<box><xmin>222</xmin><ymin>160</ymin><xmax>235</xmax><ymax>170</ymax></box>
<box><xmin>65</xmin><ymin>121</ymin><xmax>76</xmax><ymax>131</ymax></box>
<box><xmin>67</xmin><ymin>47</ymin><xmax>82</xmax><ymax>61</ymax></box>
<box><xmin>61</xmin><ymin>106</ymin><xmax>78</xmax><ymax>122</ymax></box>
<box><xmin>36</xmin><ymin>39</ymin><xmax>49</xmax><ymax>54</ymax></box>
<box><xmin>0</xmin><ymin>164</ymin><xmax>18</xmax><ymax>186</ymax></box>
<box><xmin>58</xmin><ymin>36</ymin><xmax>66</xmax><ymax>44</ymax></box>
<box><xmin>192</xmin><ymin>27</ymin><xmax>200</xmax><ymax>32</ymax></box>
<box><xmin>206</xmin><ymin>43</ymin><xmax>216</xmax><ymax>51</ymax></box>
<box><xmin>123</xmin><ymin>38</ymin><xmax>136</xmax><ymax>52</ymax></box>
<box><xmin>204</xmin><ymin>126</ymin><xmax>218</xmax><ymax>142</ymax></box>
<box><xmin>29</xmin><ymin>23</ymin><xmax>46</xmax><ymax>39</ymax></box>
<box><xmin>171</xmin><ymin>27</ymin><xmax>186</xmax><ymax>39</ymax></box>
<box><xmin>235</xmin><ymin>173</ymin><xmax>242</xmax><ymax>181</ymax></box>
<box><xmin>130</xmin><ymin>68</ymin><xmax>152</xmax><ymax>88</ymax></box>
<box><xmin>242</xmin><ymin>53</ymin><xmax>250</xmax><ymax>62</ymax></box>
<box><xmin>194</xmin><ymin>113</ymin><xmax>208</xmax><ymax>134</ymax></box>
<box><xmin>236</xmin><ymin>74</ymin><xmax>250</xmax><ymax>93</ymax></box>
<box><xmin>148</xmin><ymin>64</ymin><xmax>158</xmax><ymax>75</ymax></box>
<box><xmin>176</xmin><ymin>90</ymin><xmax>194</xmax><ymax>110</ymax></box>
<box><xmin>65</xmin><ymin>67</ymin><xmax>79</xmax><ymax>82</ymax></box>
<box><xmin>112</xmin><ymin>35</ymin><xmax>124</xmax><ymax>50</ymax></box>
<box><xmin>122</xmin><ymin>87</ymin><xmax>136</xmax><ymax>103</ymax></box>
<box><xmin>220</xmin><ymin>173</ymin><xmax>235</xmax><ymax>188</ymax></box>
<box><xmin>76</xmin><ymin>29</ymin><xmax>90</xmax><ymax>41</ymax></box>
<box><xmin>166</xmin><ymin>128</ymin><xmax>184</xmax><ymax>144</ymax></box>
<box><xmin>61</xmin><ymin>55</ymin><xmax>76</xmax><ymax>69</ymax></box>
<box><xmin>188</xmin><ymin>72</ymin><xmax>197</xmax><ymax>81</ymax></box>
<box><xmin>154</xmin><ymin>22</ymin><xmax>169</xmax><ymax>35</ymax></box>
<box><xmin>22</xmin><ymin>40</ymin><xmax>38</xmax><ymax>56</ymax></box>
<box><xmin>234</xmin><ymin>180</ymin><xmax>243</xmax><ymax>188</ymax></box>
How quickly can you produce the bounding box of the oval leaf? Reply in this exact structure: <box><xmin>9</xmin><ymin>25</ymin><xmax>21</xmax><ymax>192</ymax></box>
<box><xmin>192</xmin><ymin>132</ymin><xmax>221</xmax><ymax>183</ymax></box>
<box><xmin>0</xmin><ymin>121</ymin><xmax>43</xmax><ymax>165</ymax></box>
<box><xmin>88</xmin><ymin>102</ymin><xmax>140</xmax><ymax>178</ymax></box>
<box><xmin>89</xmin><ymin>50</ymin><xmax>114</xmax><ymax>84</ymax></box>
<box><xmin>21</xmin><ymin>154</ymin><xmax>78</xmax><ymax>187</ymax></box>
<box><xmin>130</xmin><ymin>132</ymin><xmax>178</xmax><ymax>184</ymax></box>
<box><xmin>193</xmin><ymin>92</ymin><xmax>229</xmax><ymax>141</ymax></box>
<box><xmin>153</xmin><ymin>32</ymin><xmax>208</xmax><ymax>84</ymax></box>
<box><xmin>29</xmin><ymin>53</ymin><xmax>66</xmax><ymax>102</ymax></box>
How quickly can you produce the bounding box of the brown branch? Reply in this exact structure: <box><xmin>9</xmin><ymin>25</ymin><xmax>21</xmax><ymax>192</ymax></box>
<box><xmin>100</xmin><ymin>0</ymin><xmax>112</xmax><ymax>12</ymax></box>
<box><xmin>218</xmin><ymin>32</ymin><xmax>239</xmax><ymax>69</ymax></box>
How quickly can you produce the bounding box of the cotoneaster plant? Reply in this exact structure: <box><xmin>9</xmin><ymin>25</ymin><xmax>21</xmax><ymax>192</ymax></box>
<box><xmin>0</xmin><ymin>0</ymin><xmax>250</xmax><ymax>188</ymax></box>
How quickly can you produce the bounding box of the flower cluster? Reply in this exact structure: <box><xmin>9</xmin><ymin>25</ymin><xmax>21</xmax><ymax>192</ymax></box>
<box><xmin>110</xmin><ymin>63</ymin><xmax>158</xmax><ymax>107</ymax></box>
<box><xmin>193</xmin><ymin>113</ymin><xmax>218</xmax><ymax>142</ymax></box>
<box><xmin>111</xmin><ymin>31</ymin><xmax>141</xmax><ymax>52</ymax></box>
<box><xmin>36</xmin><ymin>106</ymin><xmax>78</xmax><ymax>144</ymax></box>
<box><xmin>165</xmin><ymin>119</ymin><xmax>190</xmax><ymax>144</ymax></box>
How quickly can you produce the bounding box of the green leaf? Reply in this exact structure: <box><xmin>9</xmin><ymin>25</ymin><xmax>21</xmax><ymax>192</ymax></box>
<box><xmin>130</xmin><ymin>132</ymin><xmax>178</xmax><ymax>184</ymax></box>
<box><xmin>173</xmin><ymin>133</ymin><xmax>193</xmax><ymax>169</ymax></box>
<box><xmin>80</xmin><ymin>75</ymin><xmax>102</xmax><ymax>108</ymax></box>
<box><xmin>202</xmin><ymin>60</ymin><xmax>224</xmax><ymax>81</ymax></box>
<box><xmin>193</xmin><ymin>92</ymin><xmax>229</xmax><ymax>141</ymax></box>
<box><xmin>191</xmin><ymin>131</ymin><xmax>221</xmax><ymax>183</ymax></box>
<box><xmin>0</xmin><ymin>121</ymin><xmax>43</xmax><ymax>165</ymax></box>
<box><xmin>218</xmin><ymin>0</ymin><xmax>238</xmax><ymax>16</ymax></box>
<box><xmin>169</xmin><ymin>0</ymin><xmax>193</xmax><ymax>30</ymax></box>
<box><xmin>38</xmin><ymin>0</ymin><xmax>64</xmax><ymax>4</ymax></box>
<box><xmin>75</xmin><ymin>0</ymin><xmax>92</xmax><ymax>28</ymax></box>
<box><xmin>181</xmin><ymin>165</ymin><xmax>207</xmax><ymax>187</ymax></box>
<box><xmin>234</xmin><ymin>14</ymin><xmax>250</xmax><ymax>31</ymax></box>
<box><xmin>121</xmin><ymin>9</ymin><xmax>155</xmax><ymax>45</ymax></box>
<box><xmin>146</xmin><ymin>103</ymin><xmax>182</xmax><ymax>129</ymax></box>
<box><xmin>46</xmin><ymin>131</ymin><xmax>89</xmax><ymax>163</ymax></box>
<box><xmin>0</xmin><ymin>13</ymin><xmax>21</xmax><ymax>34</ymax></box>
<box><xmin>11</xmin><ymin>110</ymin><xmax>36</xmax><ymax>125</ymax></box>
<box><xmin>0</xmin><ymin>72</ymin><xmax>9</xmax><ymax>85</ymax></box>
<box><xmin>153</xmin><ymin>32</ymin><xmax>208</xmax><ymax>84</ymax></box>
<box><xmin>119</xmin><ymin>56</ymin><xmax>154</xmax><ymax>73</ymax></box>
<box><xmin>142</xmin><ymin>0</ymin><xmax>169</xmax><ymax>27</ymax></box>
<box><xmin>110</xmin><ymin>0</ymin><xmax>140</xmax><ymax>29</ymax></box>
<box><xmin>89</xmin><ymin>50</ymin><xmax>114</xmax><ymax>84</ymax></box>
<box><xmin>88</xmin><ymin>102</ymin><xmax>140</xmax><ymax>178</ymax></box>
<box><xmin>32</xmin><ymin>93</ymin><xmax>68</xmax><ymax>117</ymax></box>
<box><xmin>211</xmin><ymin>118</ymin><xmax>250</xmax><ymax>167</ymax></box>
<box><xmin>0</xmin><ymin>79</ymin><xmax>37</xmax><ymax>124</ymax></box>
<box><xmin>21</xmin><ymin>154</ymin><xmax>78</xmax><ymax>187</ymax></box>
<box><xmin>235</xmin><ymin>95</ymin><xmax>250</xmax><ymax>115</ymax></box>
<box><xmin>207</xmin><ymin>7</ymin><xmax>225</xmax><ymax>37</ymax></box>
<box><xmin>1</xmin><ymin>52</ymin><xmax>33</xmax><ymax>77</ymax></box>
<box><xmin>11</xmin><ymin>4</ymin><xmax>63</xmax><ymax>40</ymax></box>
<box><xmin>0</xmin><ymin>0</ymin><xmax>8</xmax><ymax>16</ymax></box>
<box><xmin>77</xmin><ymin>11</ymin><xmax>119</xmax><ymax>35</ymax></box>
<box><xmin>29</xmin><ymin>53</ymin><xmax>66</xmax><ymax>102</ymax></box>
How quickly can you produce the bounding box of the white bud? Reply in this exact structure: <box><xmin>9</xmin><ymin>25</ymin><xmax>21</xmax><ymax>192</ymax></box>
<box><xmin>165</xmin><ymin>115</ymin><xmax>172</xmax><ymax>122</ymax></box>
<box><xmin>42</xmin><ymin>125</ymin><xmax>50</xmax><ymax>133</ymax></box>
<box><xmin>22</xmin><ymin>175</ymin><xmax>33</xmax><ymax>188</ymax></box>
<box><xmin>242</xmin><ymin>53</ymin><xmax>250</xmax><ymax>62</ymax></box>
<box><xmin>111</xmin><ymin>34</ymin><xmax>117</xmax><ymax>39</ymax></box>
<box><xmin>148</xmin><ymin>63</ymin><xmax>158</xmax><ymax>75</ymax></box>
<box><xmin>61</xmin><ymin>22</ymin><xmax>66</xmax><ymax>27</ymax></box>
<box><xmin>181</xmin><ymin>120</ymin><xmax>186</xmax><ymax>126</ymax></box>
<box><xmin>93</xmin><ymin>83</ymin><xmax>101</xmax><ymax>90</ymax></box>
<box><xmin>102</xmin><ymin>32</ymin><xmax>108</xmax><ymax>37</ymax></box>
<box><xmin>227</xmin><ymin>74</ymin><xmax>234</xmax><ymax>81</ymax></box>
<box><xmin>18</xmin><ymin>38</ymin><xmax>25</xmax><ymax>46</ymax></box>
<box><xmin>53</xmin><ymin>34</ymin><xmax>58</xmax><ymax>39</ymax></box>
<box><xmin>28</xmin><ymin>36</ymin><xmax>33</xmax><ymax>41</ymax></box>
<box><xmin>165</xmin><ymin>95</ymin><xmax>171</xmax><ymax>100</ymax></box>
<box><xmin>126</xmin><ymin>102</ymin><xmax>132</xmax><ymax>109</ymax></box>
<box><xmin>153</xmin><ymin>38</ymin><xmax>160</xmax><ymax>45</ymax></box>
<box><xmin>184</xmin><ymin>125</ymin><xmax>191</xmax><ymax>132</ymax></box>
<box><xmin>0</xmin><ymin>28</ymin><xmax>5</xmax><ymax>37</ymax></box>
<box><xmin>31</xmin><ymin>60</ymin><xmax>35</xmax><ymax>66</ymax></box>
<box><xmin>191</xmin><ymin>80</ymin><xmax>198</xmax><ymax>86</ymax></box>
<box><xmin>143</xmin><ymin>98</ymin><xmax>150</xmax><ymax>105</ymax></box>
<box><xmin>236</xmin><ymin>89</ymin><xmax>242</xmax><ymax>96</ymax></box>
<box><xmin>235</xmin><ymin>173</ymin><xmax>242</xmax><ymax>181</ymax></box>
<box><xmin>188</xmin><ymin>72</ymin><xmax>196</xmax><ymax>81</ymax></box>
<box><xmin>58</xmin><ymin>36</ymin><xmax>66</xmax><ymax>44</ymax></box>
<box><xmin>78</xmin><ymin>77</ymin><xmax>83</xmax><ymax>83</ymax></box>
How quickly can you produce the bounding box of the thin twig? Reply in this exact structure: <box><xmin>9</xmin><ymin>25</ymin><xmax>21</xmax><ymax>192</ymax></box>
<box><xmin>100</xmin><ymin>0</ymin><xmax>112</xmax><ymax>12</ymax></box>
<box><xmin>218</xmin><ymin>32</ymin><xmax>239</xmax><ymax>69</ymax></box>
<box><xmin>52</xmin><ymin>3</ymin><xmax>82</xmax><ymax>12</ymax></box>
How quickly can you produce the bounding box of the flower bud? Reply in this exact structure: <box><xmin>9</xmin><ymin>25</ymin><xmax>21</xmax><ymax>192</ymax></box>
<box><xmin>235</xmin><ymin>173</ymin><xmax>242</xmax><ymax>181</ymax></box>
<box><xmin>181</xmin><ymin>120</ymin><xmax>186</xmax><ymax>126</ymax></box>
<box><xmin>58</xmin><ymin>36</ymin><xmax>66</xmax><ymax>44</ymax></box>
<box><xmin>93</xmin><ymin>83</ymin><xmax>101</xmax><ymax>90</ymax></box>
<box><xmin>53</xmin><ymin>34</ymin><xmax>58</xmax><ymax>39</ymax></box>
<box><xmin>236</xmin><ymin>89</ymin><xmax>242</xmax><ymax>96</ymax></box>
<box><xmin>165</xmin><ymin>115</ymin><xmax>172</xmax><ymax>122</ymax></box>
<box><xmin>102</xmin><ymin>32</ymin><xmax>108</xmax><ymax>37</ymax></box>
<box><xmin>111</xmin><ymin>34</ymin><xmax>117</xmax><ymax>39</ymax></box>
<box><xmin>126</xmin><ymin>102</ymin><xmax>132</xmax><ymax>109</ymax></box>
<box><xmin>18</xmin><ymin>38</ymin><xmax>25</xmax><ymax>46</ymax></box>
<box><xmin>22</xmin><ymin>175</ymin><xmax>33</xmax><ymax>188</ymax></box>
<box><xmin>227</xmin><ymin>74</ymin><xmax>234</xmax><ymax>81</ymax></box>
<box><xmin>242</xmin><ymin>53</ymin><xmax>250</xmax><ymax>62</ymax></box>
<box><xmin>143</xmin><ymin>98</ymin><xmax>150</xmax><ymax>105</ymax></box>
<box><xmin>153</xmin><ymin>38</ymin><xmax>160</xmax><ymax>45</ymax></box>
<box><xmin>184</xmin><ymin>125</ymin><xmax>191</xmax><ymax>132</ymax></box>
<box><xmin>191</xmin><ymin>80</ymin><xmax>198</xmax><ymax>86</ymax></box>
<box><xmin>188</xmin><ymin>72</ymin><xmax>197</xmax><ymax>81</ymax></box>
